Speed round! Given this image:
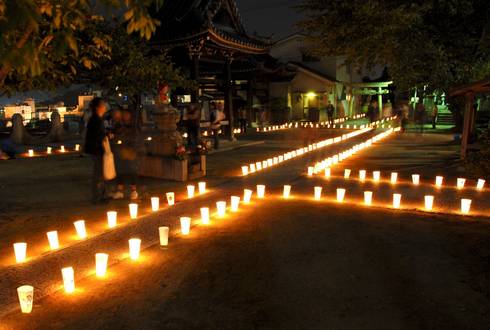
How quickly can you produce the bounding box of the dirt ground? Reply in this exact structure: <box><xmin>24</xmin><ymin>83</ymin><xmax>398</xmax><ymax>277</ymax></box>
<box><xmin>2</xmin><ymin>130</ymin><xmax>489</xmax><ymax>329</ymax></box>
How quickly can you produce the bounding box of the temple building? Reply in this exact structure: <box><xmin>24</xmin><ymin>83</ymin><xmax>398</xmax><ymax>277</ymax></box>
<box><xmin>152</xmin><ymin>0</ymin><xmax>274</xmax><ymax>139</ymax></box>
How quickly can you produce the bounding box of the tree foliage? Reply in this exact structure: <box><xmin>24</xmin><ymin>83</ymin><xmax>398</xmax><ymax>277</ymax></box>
<box><xmin>0</xmin><ymin>0</ymin><xmax>164</xmax><ymax>95</ymax></box>
<box><xmin>298</xmin><ymin>0</ymin><xmax>490</xmax><ymax>92</ymax></box>
<box><xmin>91</xmin><ymin>25</ymin><xmax>191</xmax><ymax>108</ymax></box>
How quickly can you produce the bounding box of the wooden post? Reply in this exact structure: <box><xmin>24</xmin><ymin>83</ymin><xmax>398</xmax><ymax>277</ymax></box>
<box><xmin>461</xmin><ymin>92</ymin><xmax>474</xmax><ymax>159</ymax></box>
<box><xmin>190</xmin><ymin>54</ymin><xmax>200</xmax><ymax>103</ymax></box>
<box><xmin>224</xmin><ymin>56</ymin><xmax>235</xmax><ymax>141</ymax></box>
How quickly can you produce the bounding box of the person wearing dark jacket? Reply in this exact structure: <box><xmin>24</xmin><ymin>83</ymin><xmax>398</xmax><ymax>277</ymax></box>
<box><xmin>84</xmin><ymin>97</ymin><xmax>108</xmax><ymax>203</ymax></box>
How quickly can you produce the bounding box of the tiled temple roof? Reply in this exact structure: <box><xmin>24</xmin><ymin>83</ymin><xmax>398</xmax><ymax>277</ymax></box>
<box><xmin>152</xmin><ymin>0</ymin><xmax>270</xmax><ymax>54</ymax></box>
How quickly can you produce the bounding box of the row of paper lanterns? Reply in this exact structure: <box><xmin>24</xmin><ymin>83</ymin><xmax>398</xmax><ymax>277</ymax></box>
<box><xmin>25</xmin><ymin>144</ymin><xmax>79</xmax><ymax>158</ymax></box>
<box><xmin>312</xmin><ymin>167</ymin><xmax>486</xmax><ymax>192</ymax></box>
<box><xmin>15</xmin><ymin>183</ymin><xmax>271</xmax><ymax>314</ymax></box>
<box><xmin>241</xmin><ymin>127</ymin><xmax>373</xmax><ymax>176</ymax></box>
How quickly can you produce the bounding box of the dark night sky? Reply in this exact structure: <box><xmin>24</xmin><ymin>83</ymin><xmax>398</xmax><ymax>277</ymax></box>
<box><xmin>236</xmin><ymin>0</ymin><xmax>303</xmax><ymax>40</ymax></box>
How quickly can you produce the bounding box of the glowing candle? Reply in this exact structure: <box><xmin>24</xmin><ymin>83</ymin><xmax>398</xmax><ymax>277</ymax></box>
<box><xmin>262</xmin><ymin>160</ymin><xmax>268</xmax><ymax>168</ymax></box>
<box><xmin>47</xmin><ymin>231</ymin><xmax>59</xmax><ymax>250</ymax></box>
<box><xmin>73</xmin><ymin>220</ymin><xmax>87</xmax><ymax>239</ymax></box>
<box><xmin>200</xmin><ymin>207</ymin><xmax>210</xmax><ymax>224</ymax></box>
<box><xmin>283</xmin><ymin>185</ymin><xmax>291</xmax><ymax>198</ymax></box>
<box><xmin>151</xmin><ymin>197</ymin><xmax>160</xmax><ymax>211</ymax></box>
<box><xmin>47</xmin><ymin>146</ymin><xmax>52</xmax><ymax>154</ymax></box>
<box><xmin>28</xmin><ymin>149</ymin><xmax>34</xmax><ymax>157</ymax></box>
<box><xmin>308</xmin><ymin>167</ymin><xmax>314</xmax><ymax>176</ymax></box>
<box><xmin>187</xmin><ymin>185</ymin><xmax>195</xmax><ymax>198</ymax></box>
<box><xmin>196</xmin><ymin>182</ymin><xmax>206</xmax><ymax>194</ymax></box>
<box><xmin>241</xmin><ymin>166</ymin><xmax>249</xmax><ymax>176</ymax></box>
<box><xmin>461</xmin><ymin>199</ymin><xmax>472</xmax><ymax>214</ymax></box>
<box><xmin>166</xmin><ymin>192</ymin><xmax>175</xmax><ymax>206</ymax></box>
<box><xmin>364</xmin><ymin>191</ymin><xmax>373</xmax><ymax>206</ymax></box>
<box><xmin>75</xmin><ymin>144</ymin><xmax>80</xmax><ymax>151</ymax></box>
<box><xmin>95</xmin><ymin>253</ymin><xmax>108</xmax><ymax>277</ymax></box>
<box><xmin>344</xmin><ymin>169</ymin><xmax>351</xmax><ymax>179</ymax></box>
<box><xmin>390</xmin><ymin>172</ymin><xmax>398</xmax><ymax>184</ymax></box>
<box><xmin>60</xmin><ymin>145</ymin><xmax>65</xmax><ymax>153</ymax></box>
<box><xmin>336</xmin><ymin>188</ymin><xmax>346</xmax><ymax>202</ymax></box>
<box><xmin>180</xmin><ymin>217</ymin><xmax>191</xmax><ymax>235</ymax></box>
<box><xmin>216</xmin><ymin>201</ymin><xmax>227</xmax><ymax>217</ymax></box>
<box><xmin>128</xmin><ymin>238</ymin><xmax>141</xmax><ymax>260</ymax></box>
<box><xmin>17</xmin><ymin>285</ymin><xmax>34</xmax><ymax>313</ymax></box>
<box><xmin>314</xmin><ymin>186</ymin><xmax>322</xmax><ymax>200</ymax></box>
<box><xmin>392</xmin><ymin>193</ymin><xmax>402</xmax><ymax>209</ymax></box>
<box><xmin>13</xmin><ymin>242</ymin><xmax>27</xmax><ymax>263</ymax></box>
<box><xmin>435</xmin><ymin>176</ymin><xmax>443</xmax><ymax>187</ymax></box>
<box><xmin>107</xmin><ymin>211</ymin><xmax>117</xmax><ymax>228</ymax></box>
<box><xmin>129</xmin><ymin>203</ymin><xmax>138</xmax><ymax>219</ymax></box>
<box><xmin>159</xmin><ymin>226</ymin><xmax>169</xmax><ymax>246</ymax></box>
<box><xmin>267</xmin><ymin>159</ymin><xmax>273</xmax><ymax>167</ymax></box>
<box><xmin>424</xmin><ymin>195</ymin><xmax>434</xmax><ymax>211</ymax></box>
<box><xmin>359</xmin><ymin>170</ymin><xmax>367</xmax><ymax>182</ymax></box>
<box><xmin>325</xmin><ymin>168</ymin><xmax>331</xmax><ymax>178</ymax></box>
<box><xmin>231</xmin><ymin>196</ymin><xmax>240</xmax><ymax>212</ymax></box>
<box><xmin>256</xmin><ymin>162</ymin><xmax>262</xmax><ymax>171</ymax></box>
<box><xmin>61</xmin><ymin>267</ymin><xmax>75</xmax><ymax>293</ymax></box>
<box><xmin>257</xmin><ymin>185</ymin><xmax>265</xmax><ymax>199</ymax></box>
<box><xmin>457</xmin><ymin>178</ymin><xmax>466</xmax><ymax>189</ymax></box>
<box><xmin>250</xmin><ymin>164</ymin><xmax>256</xmax><ymax>173</ymax></box>
<box><xmin>372</xmin><ymin>171</ymin><xmax>380</xmax><ymax>182</ymax></box>
<box><xmin>243</xmin><ymin>189</ymin><xmax>253</xmax><ymax>203</ymax></box>
<box><xmin>412</xmin><ymin>174</ymin><xmax>420</xmax><ymax>185</ymax></box>
<box><xmin>476</xmin><ymin>179</ymin><xmax>485</xmax><ymax>190</ymax></box>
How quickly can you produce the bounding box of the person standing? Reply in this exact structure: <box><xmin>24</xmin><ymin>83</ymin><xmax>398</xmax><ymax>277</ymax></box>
<box><xmin>367</xmin><ymin>100</ymin><xmax>378</xmax><ymax>123</ymax></box>
<box><xmin>238</xmin><ymin>107</ymin><xmax>247</xmax><ymax>133</ymax></box>
<box><xmin>431</xmin><ymin>104</ymin><xmax>439</xmax><ymax>129</ymax></box>
<box><xmin>326</xmin><ymin>100</ymin><xmax>335</xmax><ymax>125</ymax></box>
<box><xmin>111</xmin><ymin>109</ymin><xmax>140</xmax><ymax>200</ymax></box>
<box><xmin>186</xmin><ymin>103</ymin><xmax>201</xmax><ymax>152</ymax></box>
<box><xmin>210</xmin><ymin>103</ymin><xmax>224</xmax><ymax>150</ymax></box>
<box><xmin>414</xmin><ymin>102</ymin><xmax>426</xmax><ymax>133</ymax></box>
<box><xmin>84</xmin><ymin>97</ymin><xmax>109</xmax><ymax>204</ymax></box>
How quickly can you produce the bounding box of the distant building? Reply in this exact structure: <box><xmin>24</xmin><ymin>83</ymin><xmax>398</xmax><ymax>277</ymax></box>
<box><xmin>269</xmin><ymin>34</ymin><xmax>392</xmax><ymax>121</ymax></box>
<box><xmin>3</xmin><ymin>103</ymin><xmax>34</xmax><ymax>122</ymax></box>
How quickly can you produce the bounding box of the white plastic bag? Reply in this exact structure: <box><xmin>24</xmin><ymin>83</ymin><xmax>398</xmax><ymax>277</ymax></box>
<box><xmin>102</xmin><ymin>137</ymin><xmax>116</xmax><ymax>181</ymax></box>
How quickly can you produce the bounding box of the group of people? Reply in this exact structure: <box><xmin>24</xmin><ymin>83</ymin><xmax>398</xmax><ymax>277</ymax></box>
<box><xmin>84</xmin><ymin>97</ymin><xmax>140</xmax><ymax>204</ymax></box>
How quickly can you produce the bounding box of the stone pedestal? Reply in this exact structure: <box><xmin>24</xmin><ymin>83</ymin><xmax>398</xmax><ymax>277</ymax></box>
<box><xmin>138</xmin><ymin>107</ymin><xmax>206</xmax><ymax>181</ymax></box>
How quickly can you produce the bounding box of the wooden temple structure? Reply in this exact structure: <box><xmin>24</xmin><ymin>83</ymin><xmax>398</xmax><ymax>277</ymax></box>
<box><xmin>152</xmin><ymin>0</ymin><xmax>273</xmax><ymax>140</ymax></box>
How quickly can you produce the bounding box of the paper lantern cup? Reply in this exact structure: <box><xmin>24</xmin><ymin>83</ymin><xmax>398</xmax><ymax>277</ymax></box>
<box><xmin>390</xmin><ymin>172</ymin><xmax>398</xmax><ymax>184</ymax></box>
<box><xmin>180</xmin><ymin>217</ymin><xmax>191</xmax><ymax>235</ymax></box>
<box><xmin>461</xmin><ymin>199</ymin><xmax>472</xmax><ymax>214</ymax></box>
<box><xmin>61</xmin><ymin>267</ymin><xmax>75</xmax><ymax>293</ymax></box>
<box><xmin>314</xmin><ymin>186</ymin><xmax>322</xmax><ymax>200</ymax></box>
<box><xmin>17</xmin><ymin>285</ymin><xmax>34</xmax><ymax>313</ymax></box>
<box><xmin>324</xmin><ymin>168</ymin><xmax>331</xmax><ymax>178</ymax></box>
<box><xmin>75</xmin><ymin>144</ymin><xmax>80</xmax><ymax>151</ymax></box>
<box><xmin>424</xmin><ymin>195</ymin><xmax>434</xmax><ymax>211</ymax></box>
<box><xmin>46</xmin><ymin>147</ymin><xmax>52</xmax><ymax>154</ymax></box>
<box><xmin>166</xmin><ymin>192</ymin><xmax>175</xmax><ymax>206</ymax></box>
<box><xmin>231</xmin><ymin>196</ymin><xmax>240</xmax><ymax>212</ymax></box>
<box><xmin>412</xmin><ymin>174</ymin><xmax>420</xmax><ymax>185</ymax></box>
<box><xmin>476</xmin><ymin>179</ymin><xmax>485</xmax><ymax>190</ymax></box>
<box><xmin>392</xmin><ymin>194</ymin><xmax>402</xmax><ymax>209</ymax></box>
<box><xmin>187</xmin><ymin>185</ymin><xmax>195</xmax><ymax>198</ymax></box>
<box><xmin>344</xmin><ymin>169</ymin><xmax>351</xmax><ymax>179</ymax></box>
<box><xmin>336</xmin><ymin>188</ymin><xmax>346</xmax><ymax>202</ymax></box>
<box><xmin>256</xmin><ymin>185</ymin><xmax>266</xmax><ymax>199</ymax></box>
<box><xmin>372</xmin><ymin>171</ymin><xmax>380</xmax><ymax>182</ymax></box>
<box><xmin>250</xmin><ymin>164</ymin><xmax>256</xmax><ymax>173</ymax></box>
<box><xmin>283</xmin><ymin>185</ymin><xmax>291</xmax><ymax>198</ymax></box>
<box><xmin>457</xmin><ymin>178</ymin><xmax>466</xmax><ymax>190</ymax></box>
<box><xmin>74</xmin><ymin>220</ymin><xmax>87</xmax><ymax>239</ymax></box>
<box><xmin>216</xmin><ymin>201</ymin><xmax>227</xmax><ymax>217</ymax></box>
<box><xmin>364</xmin><ymin>191</ymin><xmax>373</xmax><ymax>206</ymax></box>
<box><xmin>13</xmin><ymin>242</ymin><xmax>27</xmax><ymax>263</ymax></box>
<box><xmin>60</xmin><ymin>145</ymin><xmax>65</xmax><ymax>153</ymax></box>
<box><xmin>359</xmin><ymin>170</ymin><xmax>367</xmax><ymax>182</ymax></box>
<box><xmin>129</xmin><ymin>203</ymin><xmax>138</xmax><ymax>219</ymax></box>
<box><xmin>435</xmin><ymin>176</ymin><xmax>444</xmax><ymax>187</ymax></box>
<box><xmin>95</xmin><ymin>253</ymin><xmax>108</xmax><ymax>277</ymax></box>
<box><xmin>159</xmin><ymin>227</ymin><xmax>169</xmax><ymax>246</ymax></box>
<box><xmin>107</xmin><ymin>211</ymin><xmax>117</xmax><ymax>228</ymax></box>
<box><xmin>47</xmin><ymin>231</ymin><xmax>60</xmax><ymax>250</ymax></box>
<box><xmin>243</xmin><ymin>189</ymin><xmax>253</xmax><ymax>203</ymax></box>
<box><xmin>198</xmin><ymin>182</ymin><xmax>206</xmax><ymax>194</ymax></box>
<box><xmin>128</xmin><ymin>238</ymin><xmax>141</xmax><ymax>260</ymax></box>
<box><xmin>200</xmin><ymin>207</ymin><xmax>210</xmax><ymax>225</ymax></box>
<box><xmin>28</xmin><ymin>149</ymin><xmax>34</xmax><ymax>157</ymax></box>
<box><xmin>307</xmin><ymin>167</ymin><xmax>314</xmax><ymax>176</ymax></box>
